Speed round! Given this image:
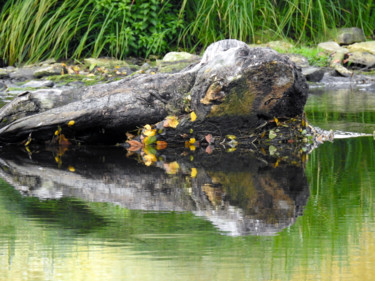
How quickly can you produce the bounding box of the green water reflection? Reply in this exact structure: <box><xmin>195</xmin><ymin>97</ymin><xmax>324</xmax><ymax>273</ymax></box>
<box><xmin>1</xmin><ymin>88</ymin><xmax>375</xmax><ymax>280</ymax></box>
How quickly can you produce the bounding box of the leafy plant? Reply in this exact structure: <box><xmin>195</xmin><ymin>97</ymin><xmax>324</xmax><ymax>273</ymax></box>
<box><xmin>0</xmin><ymin>0</ymin><xmax>184</xmax><ymax>65</ymax></box>
<box><xmin>178</xmin><ymin>0</ymin><xmax>375</xmax><ymax>49</ymax></box>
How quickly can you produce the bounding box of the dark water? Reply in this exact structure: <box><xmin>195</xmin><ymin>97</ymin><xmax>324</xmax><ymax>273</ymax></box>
<box><xmin>1</xmin><ymin>88</ymin><xmax>375</xmax><ymax>280</ymax></box>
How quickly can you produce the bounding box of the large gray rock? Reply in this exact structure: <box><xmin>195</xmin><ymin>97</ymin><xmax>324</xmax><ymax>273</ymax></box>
<box><xmin>336</xmin><ymin>27</ymin><xmax>366</xmax><ymax>45</ymax></box>
<box><xmin>0</xmin><ymin>39</ymin><xmax>308</xmax><ymax>144</ymax></box>
<box><xmin>347</xmin><ymin>41</ymin><xmax>375</xmax><ymax>55</ymax></box>
<box><xmin>347</xmin><ymin>52</ymin><xmax>375</xmax><ymax>68</ymax></box>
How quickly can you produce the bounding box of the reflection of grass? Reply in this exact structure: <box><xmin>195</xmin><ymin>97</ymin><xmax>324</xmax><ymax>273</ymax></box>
<box><xmin>306</xmin><ymin>90</ymin><xmax>375</xmax><ymax>133</ymax></box>
<box><xmin>293</xmin><ymin>137</ymin><xmax>375</xmax><ymax>268</ymax></box>
<box><xmin>0</xmin><ymin>181</ymin><xmax>108</xmax><ymax>234</ymax></box>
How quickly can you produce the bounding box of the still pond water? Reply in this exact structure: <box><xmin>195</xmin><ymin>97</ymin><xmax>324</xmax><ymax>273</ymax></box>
<box><xmin>1</xmin><ymin>87</ymin><xmax>375</xmax><ymax>280</ymax></box>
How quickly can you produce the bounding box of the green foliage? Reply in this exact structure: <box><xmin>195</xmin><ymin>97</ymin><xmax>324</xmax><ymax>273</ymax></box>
<box><xmin>276</xmin><ymin>46</ymin><xmax>330</xmax><ymax>67</ymax></box>
<box><xmin>1</xmin><ymin>0</ymin><xmax>374</xmax><ymax>65</ymax></box>
<box><xmin>179</xmin><ymin>0</ymin><xmax>375</xmax><ymax>49</ymax></box>
<box><xmin>0</xmin><ymin>0</ymin><xmax>184</xmax><ymax>65</ymax></box>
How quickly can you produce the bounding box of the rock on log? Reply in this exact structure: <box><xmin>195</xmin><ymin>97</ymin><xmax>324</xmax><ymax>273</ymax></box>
<box><xmin>0</xmin><ymin>39</ymin><xmax>308</xmax><ymax>144</ymax></box>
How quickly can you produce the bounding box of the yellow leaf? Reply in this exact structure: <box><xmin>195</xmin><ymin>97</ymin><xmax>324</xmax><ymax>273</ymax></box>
<box><xmin>68</xmin><ymin>166</ymin><xmax>75</xmax><ymax>172</ymax></box>
<box><xmin>68</xmin><ymin>120</ymin><xmax>75</xmax><ymax>126</ymax></box>
<box><xmin>226</xmin><ymin>135</ymin><xmax>236</xmax><ymax>140</ymax></box>
<box><xmin>163</xmin><ymin>116</ymin><xmax>179</xmax><ymax>128</ymax></box>
<box><xmin>164</xmin><ymin>161</ymin><xmax>180</xmax><ymax>174</ymax></box>
<box><xmin>189</xmin><ymin>128</ymin><xmax>194</xmax><ymax>134</ymax></box>
<box><xmin>143</xmin><ymin>124</ymin><xmax>156</xmax><ymax>137</ymax></box>
<box><xmin>190</xmin><ymin>111</ymin><xmax>197</xmax><ymax>122</ymax></box>
<box><xmin>143</xmin><ymin>153</ymin><xmax>157</xmax><ymax>166</ymax></box>
<box><xmin>191</xmin><ymin>168</ymin><xmax>197</xmax><ymax>178</ymax></box>
<box><xmin>189</xmin><ymin>138</ymin><xmax>196</xmax><ymax>144</ymax></box>
<box><xmin>55</xmin><ymin>126</ymin><xmax>62</xmax><ymax>135</ymax></box>
<box><xmin>189</xmin><ymin>145</ymin><xmax>196</xmax><ymax>151</ymax></box>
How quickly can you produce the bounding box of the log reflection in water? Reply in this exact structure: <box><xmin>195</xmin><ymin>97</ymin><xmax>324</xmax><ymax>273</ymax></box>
<box><xmin>0</xmin><ymin>146</ymin><xmax>309</xmax><ymax>236</ymax></box>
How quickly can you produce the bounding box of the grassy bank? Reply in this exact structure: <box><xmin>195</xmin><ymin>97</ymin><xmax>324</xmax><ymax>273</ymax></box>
<box><xmin>0</xmin><ymin>0</ymin><xmax>374</xmax><ymax>66</ymax></box>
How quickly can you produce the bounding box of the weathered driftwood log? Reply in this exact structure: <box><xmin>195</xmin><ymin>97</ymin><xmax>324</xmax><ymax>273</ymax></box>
<box><xmin>0</xmin><ymin>39</ymin><xmax>308</xmax><ymax>145</ymax></box>
<box><xmin>0</xmin><ymin>145</ymin><xmax>309</xmax><ymax>236</ymax></box>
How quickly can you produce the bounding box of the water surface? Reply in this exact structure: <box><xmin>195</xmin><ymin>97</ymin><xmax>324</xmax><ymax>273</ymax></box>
<box><xmin>1</xmin><ymin>87</ymin><xmax>375</xmax><ymax>280</ymax></box>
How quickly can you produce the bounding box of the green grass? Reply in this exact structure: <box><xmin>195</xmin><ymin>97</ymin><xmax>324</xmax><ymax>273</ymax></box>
<box><xmin>275</xmin><ymin>46</ymin><xmax>331</xmax><ymax>67</ymax></box>
<box><xmin>0</xmin><ymin>0</ymin><xmax>183</xmax><ymax>66</ymax></box>
<box><xmin>179</xmin><ymin>0</ymin><xmax>375</xmax><ymax>49</ymax></box>
<box><xmin>0</xmin><ymin>0</ymin><xmax>374</xmax><ymax>66</ymax></box>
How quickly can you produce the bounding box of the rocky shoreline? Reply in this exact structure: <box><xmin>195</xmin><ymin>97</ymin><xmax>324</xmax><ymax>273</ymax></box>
<box><xmin>1</xmin><ymin>28</ymin><xmax>375</xmax><ymax>101</ymax></box>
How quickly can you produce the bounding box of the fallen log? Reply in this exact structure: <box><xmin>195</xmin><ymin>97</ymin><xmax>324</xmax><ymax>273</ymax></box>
<box><xmin>0</xmin><ymin>39</ymin><xmax>308</xmax><ymax>145</ymax></box>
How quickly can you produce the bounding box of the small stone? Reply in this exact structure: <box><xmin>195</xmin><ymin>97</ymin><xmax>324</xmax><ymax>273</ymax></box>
<box><xmin>302</xmin><ymin>67</ymin><xmax>325</xmax><ymax>82</ymax></box>
<box><xmin>33</xmin><ymin>64</ymin><xmax>66</xmax><ymax>78</ymax></box>
<box><xmin>284</xmin><ymin>54</ymin><xmax>309</xmax><ymax>67</ymax></box>
<box><xmin>9</xmin><ymin>68</ymin><xmax>35</xmax><ymax>80</ymax></box>
<box><xmin>318</xmin><ymin>41</ymin><xmax>349</xmax><ymax>54</ymax></box>
<box><xmin>22</xmin><ymin>80</ymin><xmax>54</xmax><ymax>88</ymax></box>
<box><xmin>0</xmin><ymin>82</ymin><xmax>7</xmax><ymax>91</ymax></box>
<box><xmin>162</xmin><ymin>52</ymin><xmax>200</xmax><ymax>62</ymax></box>
<box><xmin>265</xmin><ymin>41</ymin><xmax>295</xmax><ymax>52</ymax></box>
<box><xmin>0</xmin><ymin>68</ymin><xmax>9</xmax><ymax>79</ymax></box>
<box><xmin>336</xmin><ymin>27</ymin><xmax>366</xmax><ymax>45</ymax></box>
<box><xmin>83</xmin><ymin>58</ymin><xmax>129</xmax><ymax>68</ymax></box>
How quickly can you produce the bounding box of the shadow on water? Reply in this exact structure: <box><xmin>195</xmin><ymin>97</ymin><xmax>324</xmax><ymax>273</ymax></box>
<box><xmin>0</xmin><ymin>145</ymin><xmax>309</xmax><ymax>236</ymax></box>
